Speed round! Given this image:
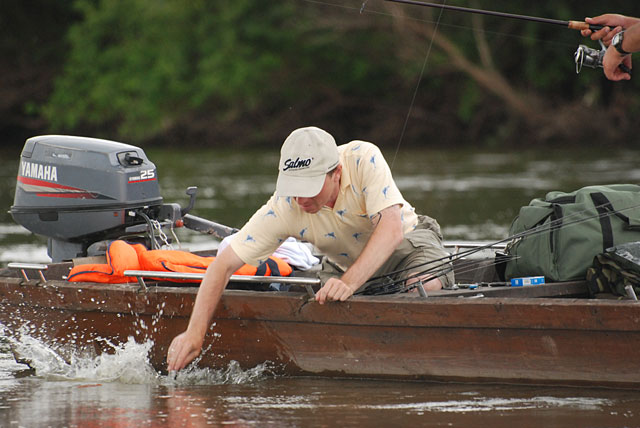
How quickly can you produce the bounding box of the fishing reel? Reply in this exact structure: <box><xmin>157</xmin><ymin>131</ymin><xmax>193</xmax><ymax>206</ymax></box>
<box><xmin>574</xmin><ymin>40</ymin><xmax>606</xmax><ymax>74</ymax></box>
<box><xmin>574</xmin><ymin>39</ymin><xmax>632</xmax><ymax>75</ymax></box>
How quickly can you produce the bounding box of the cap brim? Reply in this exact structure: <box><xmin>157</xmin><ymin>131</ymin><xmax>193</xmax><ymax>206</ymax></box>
<box><xmin>276</xmin><ymin>173</ymin><xmax>325</xmax><ymax>198</ymax></box>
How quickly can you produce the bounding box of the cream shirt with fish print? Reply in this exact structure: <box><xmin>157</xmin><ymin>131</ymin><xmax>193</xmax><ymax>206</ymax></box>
<box><xmin>229</xmin><ymin>140</ymin><xmax>419</xmax><ymax>271</ymax></box>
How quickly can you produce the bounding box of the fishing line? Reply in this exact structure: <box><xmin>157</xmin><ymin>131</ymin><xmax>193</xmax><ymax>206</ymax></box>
<box><xmin>358</xmin><ymin>250</ymin><xmax>494</xmax><ymax>294</ymax></box>
<box><xmin>362</xmin><ymin>254</ymin><xmax>519</xmax><ymax>295</ymax></box>
<box><xmin>383</xmin><ymin>204</ymin><xmax>636</xmax><ymax>293</ymax></box>
<box><xmin>300</xmin><ymin>0</ymin><xmax>577</xmax><ymax>49</ymax></box>
<box><xmin>358</xmin><ymin>263</ymin><xmax>455</xmax><ymax>294</ymax></box>
<box><xmin>389</xmin><ymin>0</ymin><xmax>446</xmax><ymax>170</ymax></box>
<box><xmin>300</xmin><ymin>0</ymin><xmax>579</xmax><ymax>170</ymax></box>
<box><xmin>292</xmin><ymin>1</ymin><xmax>636</xmax><ymax>290</ymax></box>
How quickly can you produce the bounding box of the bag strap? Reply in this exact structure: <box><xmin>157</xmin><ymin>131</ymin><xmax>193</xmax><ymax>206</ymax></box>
<box><xmin>590</xmin><ymin>192</ymin><xmax>615</xmax><ymax>252</ymax></box>
<box><xmin>549</xmin><ymin>204</ymin><xmax>564</xmax><ymax>253</ymax></box>
<box><xmin>549</xmin><ymin>195</ymin><xmax>576</xmax><ymax>204</ymax></box>
<box><xmin>588</xmin><ymin>191</ymin><xmax>640</xmax><ymax>251</ymax></box>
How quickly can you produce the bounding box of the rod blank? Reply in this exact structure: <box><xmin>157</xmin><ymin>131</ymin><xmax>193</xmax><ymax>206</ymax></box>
<box><xmin>382</xmin><ymin>0</ymin><xmax>603</xmax><ymax>31</ymax></box>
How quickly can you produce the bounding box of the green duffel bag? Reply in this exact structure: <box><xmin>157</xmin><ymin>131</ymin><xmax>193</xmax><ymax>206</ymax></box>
<box><xmin>504</xmin><ymin>184</ymin><xmax>640</xmax><ymax>282</ymax></box>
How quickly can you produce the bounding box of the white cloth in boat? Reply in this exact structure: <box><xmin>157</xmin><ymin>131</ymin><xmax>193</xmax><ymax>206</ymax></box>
<box><xmin>219</xmin><ymin>234</ymin><xmax>319</xmax><ymax>271</ymax></box>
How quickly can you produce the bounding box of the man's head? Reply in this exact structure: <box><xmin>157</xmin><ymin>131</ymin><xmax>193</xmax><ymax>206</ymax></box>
<box><xmin>276</xmin><ymin>127</ymin><xmax>340</xmax><ymax>198</ymax></box>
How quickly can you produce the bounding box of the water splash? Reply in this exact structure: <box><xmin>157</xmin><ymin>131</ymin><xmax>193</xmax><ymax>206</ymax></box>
<box><xmin>166</xmin><ymin>360</ymin><xmax>274</xmax><ymax>386</ymax></box>
<box><xmin>4</xmin><ymin>329</ymin><xmax>273</xmax><ymax>386</ymax></box>
<box><xmin>9</xmin><ymin>334</ymin><xmax>159</xmax><ymax>384</ymax></box>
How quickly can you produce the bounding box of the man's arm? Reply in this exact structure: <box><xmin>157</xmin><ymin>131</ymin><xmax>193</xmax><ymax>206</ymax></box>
<box><xmin>315</xmin><ymin>204</ymin><xmax>403</xmax><ymax>304</ymax></box>
<box><xmin>166</xmin><ymin>245</ymin><xmax>245</xmax><ymax>371</ymax></box>
<box><xmin>603</xmin><ymin>22</ymin><xmax>640</xmax><ymax>81</ymax></box>
<box><xmin>580</xmin><ymin>14</ymin><xmax>640</xmax><ymax>81</ymax></box>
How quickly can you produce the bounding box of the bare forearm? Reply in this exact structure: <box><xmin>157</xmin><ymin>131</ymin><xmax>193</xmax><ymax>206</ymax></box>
<box><xmin>166</xmin><ymin>246</ymin><xmax>244</xmax><ymax>371</ymax></box>
<box><xmin>314</xmin><ymin>204</ymin><xmax>404</xmax><ymax>304</ymax></box>
<box><xmin>186</xmin><ymin>260</ymin><xmax>234</xmax><ymax>338</ymax></box>
<box><xmin>621</xmin><ymin>22</ymin><xmax>640</xmax><ymax>53</ymax></box>
<box><xmin>341</xmin><ymin>205</ymin><xmax>403</xmax><ymax>291</ymax></box>
<box><xmin>602</xmin><ymin>22</ymin><xmax>638</xmax><ymax>81</ymax></box>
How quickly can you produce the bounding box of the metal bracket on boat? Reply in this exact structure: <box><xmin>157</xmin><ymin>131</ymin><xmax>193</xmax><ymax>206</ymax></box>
<box><xmin>7</xmin><ymin>263</ymin><xmax>48</xmax><ymax>284</ymax></box>
<box><xmin>123</xmin><ymin>270</ymin><xmax>320</xmax><ymax>297</ymax></box>
<box><xmin>132</xmin><ymin>273</ymin><xmax>149</xmax><ymax>293</ymax></box>
<box><xmin>625</xmin><ymin>285</ymin><xmax>639</xmax><ymax>301</ymax></box>
<box><xmin>416</xmin><ymin>280</ymin><xmax>428</xmax><ymax>298</ymax></box>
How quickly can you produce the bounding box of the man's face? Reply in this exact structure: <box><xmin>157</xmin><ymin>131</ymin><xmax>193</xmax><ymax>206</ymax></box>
<box><xmin>294</xmin><ymin>167</ymin><xmax>341</xmax><ymax>214</ymax></box>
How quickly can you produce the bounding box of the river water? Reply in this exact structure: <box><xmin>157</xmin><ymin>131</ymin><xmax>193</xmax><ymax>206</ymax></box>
<box><xmin>2</xmin><ymin>144</ymin><xmax>640</xmax><ymax>427</ymax></box>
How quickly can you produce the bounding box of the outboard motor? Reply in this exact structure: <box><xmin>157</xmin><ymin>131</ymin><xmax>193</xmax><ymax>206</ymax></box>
<box><xmin>10</xmin><ymin>135</ymin><xmax>236</xmax><ymax>262</ymax></box>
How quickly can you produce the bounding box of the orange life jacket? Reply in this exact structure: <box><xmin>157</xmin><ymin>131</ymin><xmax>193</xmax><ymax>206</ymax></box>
<box><xmin>67</xmin><ymin>240</ymin><xmax>292</xmax><ymax>284</ymax></box>
<box><xmin>137</xmin><ymin>248</ymin><xmax>292</xmax><ymax>283</ymax></box>
<box><xmin>66</xmin><ymin>240</ymin><xmax>145</xmax><ymax>284</ymax></box>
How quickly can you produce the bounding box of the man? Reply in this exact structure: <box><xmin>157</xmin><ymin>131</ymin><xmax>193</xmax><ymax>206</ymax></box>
<box><xmin>581</xmin><ymin>14</ymin><xmax>640</xmax><ymax>81</ymax></box>
<box><xmin>167</xmin><ymin>126</ymin><xmax>453</xmax><ymax>371</ymax></box>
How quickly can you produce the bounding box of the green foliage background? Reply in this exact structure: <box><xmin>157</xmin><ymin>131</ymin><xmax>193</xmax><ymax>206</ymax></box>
<box><xmin>2</xmin><ymin>0</ymin><xmax>640</xmax><ymax>148</ymax></box>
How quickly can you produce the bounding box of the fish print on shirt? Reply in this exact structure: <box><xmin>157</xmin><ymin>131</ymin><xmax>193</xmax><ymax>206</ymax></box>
<box><xmin>352</xmin><ymin>232</ymin><xmax>362</xmax><ymax>241</ymax></box>
<box><xmin>299</xmin><ymin>227</ymin><xmax>308</xmax><ymax>239</ymax></box>
<box><xmin>244</xmin><ymin>234</ymin><xmax>256</xmax><ymax>244</ymax></box>
<box><xmin>276</xmin><ymin>196</ymin><xmax>293</xmax><ymax>209</ymax></box>
<box><xmin>336</xmin><ymin>208</ymin><xmax>347</xmax><ymax>219</ymax></box>
<box><xmin>284</xmin><ymin>197</ymin><xmax>293</xmax><ymax>208</ymax></box>
<box><xmin>369</xmin><ymin>155</ymin><xmax>377</xmax><ymax>168</ymax></box>
<box><xmin>382</xmin><ymin>186</ymin><xmax>390</xmax><ymax>199</ymax></box>
<box><xmin>325</xmin><ymin>232</ymin><xmax>337</xmax><ymax>239</ymax></box>
<box><xmin>263</xmin><ymin>209</ymin><xmax>276</xmax><ymax>218</ymax></box>
<box><xmin>407</xmin><ymin>207</ymin><xmax>417</xmax><ymax>229</ymax></box>
<box><xmin>339</xmin><ymin>252</ymin><xmax>350</xmax><ymax>259</ymax></box>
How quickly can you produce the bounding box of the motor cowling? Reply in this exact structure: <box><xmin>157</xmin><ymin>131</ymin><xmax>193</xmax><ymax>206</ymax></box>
<box><xmin>10</xmin><ymin>135</ymin><xmax>164</xmax><ymax>262</ymax></box>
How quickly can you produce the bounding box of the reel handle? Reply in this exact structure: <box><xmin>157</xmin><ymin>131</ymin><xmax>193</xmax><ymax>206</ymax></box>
<box><xmin>619</xmin><ymin>63</ymin><xmax>633</xmax><ymax>75</ymax></box>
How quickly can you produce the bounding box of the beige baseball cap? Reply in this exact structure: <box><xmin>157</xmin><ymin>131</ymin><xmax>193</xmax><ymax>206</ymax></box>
<box><xmin>276</xmin><ymin>127</ymin><xmax>339</xmax><ymax>197</ymax></box>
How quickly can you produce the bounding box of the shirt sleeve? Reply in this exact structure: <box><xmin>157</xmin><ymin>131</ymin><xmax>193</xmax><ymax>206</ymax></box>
<box><xmin>229</xmin><ymin>195</ymin><xmax>292</xmax><ymax>266</ymax></box>
<box><xmin>352</xmin><ymin>143</ymin><xmax>406</xmax><ymax>217</ymax></box>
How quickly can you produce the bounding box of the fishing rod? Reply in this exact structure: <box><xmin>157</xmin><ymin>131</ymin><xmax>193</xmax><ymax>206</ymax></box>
<box><xmin>381</xmin><ymin>0</ymin><xmax>603</xmax><ymax>32</ymax></box>
<box><xmin>379</xmin><ymin>0</ymin><xmax>630</xmax><ymax>75</ymax></box>
<box><xmin>360</xmin><ymin>199</ymin><xmax>640</xmax><ymax>294</ymax></box>
<box><xmin>368</xmin><ymin>201</ymin><xmax>631</xmax><ymax>294</ymax></box>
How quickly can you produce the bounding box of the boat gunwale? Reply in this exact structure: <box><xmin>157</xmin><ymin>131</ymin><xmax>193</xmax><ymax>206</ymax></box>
<box><xmin>1</xmin><ymin>276</ymin><xmax>639</xmax><ymax>332</ymax></box>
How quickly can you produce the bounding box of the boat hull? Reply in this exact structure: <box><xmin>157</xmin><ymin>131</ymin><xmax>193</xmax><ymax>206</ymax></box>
<box><xmin>1</xmin><ymin>274</ymin><xmax>639</xmax><ymax>388</ymax></box>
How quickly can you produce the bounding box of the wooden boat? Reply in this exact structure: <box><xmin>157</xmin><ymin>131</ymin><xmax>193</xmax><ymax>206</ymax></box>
<box><xmin>2</xmin><ymin>254</ymin><xmax>639</xmax><ymax>389</ymax></box>
<box><xmin>5</xmin><ymin>136</ymin><xmax>640</xmax><ymax>388</ymax></box>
